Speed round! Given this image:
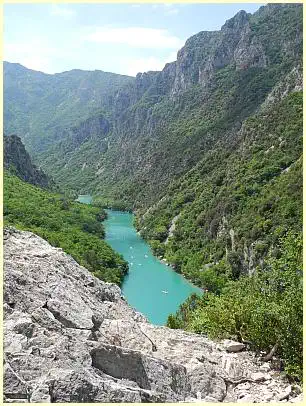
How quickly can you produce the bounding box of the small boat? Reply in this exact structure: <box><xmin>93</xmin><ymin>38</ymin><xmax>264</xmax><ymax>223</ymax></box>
<box><xmin>162</xmin><ymin>290</ymin><xmax>169</xmax><ymax>294</ymax></box>
<box><xmin>144</xmin><ymin>254</ymin><xmax>148</xmax><ymax>258</ymax></box>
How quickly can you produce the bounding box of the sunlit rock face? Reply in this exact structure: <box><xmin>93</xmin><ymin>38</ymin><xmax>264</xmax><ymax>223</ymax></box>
<box><xmin>3</xmin><ymin>227</ymin><xmax>302</xmax><ymax>403</ymax></box>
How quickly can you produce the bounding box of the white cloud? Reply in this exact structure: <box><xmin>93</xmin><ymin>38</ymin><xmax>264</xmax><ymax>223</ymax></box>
<box><xmin>166</xmin><ymin>51</ymin><xmax>178</xmax><ymax>62</ymax></box>
<box><xmin>4</xmin><ymin>41</ymin><xmax>56</xmax><ymax>73</ymax></box>
<box><xmin>84</xmin><ymin>27</ymin><xmax>183</xmax><ymax>49</ymax></box>
<box><xmin>124</xmin><ymin>51</ymin><xmax>177</xmax><ymax>76</ymax></box>
<box><xmin>50</xmin><ymin>4</ymin><xmax>76</xmax><ymax>18</ymax></box>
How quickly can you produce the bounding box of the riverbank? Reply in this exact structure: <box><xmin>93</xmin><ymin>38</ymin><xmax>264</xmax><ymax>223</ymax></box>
<box><xmin>103</xmin><ymin>210</ymin><xmax>202</xmax><ymax>325</ymax></box>
<box><xmin>77</xmin><ymin>194</ymin><xmax>203</xmax><ymax>322</ymax></box>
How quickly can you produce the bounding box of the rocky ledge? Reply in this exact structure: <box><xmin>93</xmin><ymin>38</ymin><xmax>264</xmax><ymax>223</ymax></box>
<box><xmin>3</xmin><ymin>227</ymin><xmax>303</xmax><ymax>403</ymax></box>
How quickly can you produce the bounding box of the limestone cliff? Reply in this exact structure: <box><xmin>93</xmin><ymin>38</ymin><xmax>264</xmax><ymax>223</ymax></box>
<box><xmin>4</xmin><ymin>135</ymin><xmax>51</xmax><ymax>188</ymax></box>
<box><xmin>37</xmin><ymin>3</ymin><xmax>302</xmax><ymax>205</ymax></box>
<box><xmin>3</xmin><ymin>228</ymin><xmax>303</xmax><ymax>403</ymax></box>
<box><xmin>3</xmin><ymin>5</ymin><xmax>302</xmax><ymax>211</ymax></box>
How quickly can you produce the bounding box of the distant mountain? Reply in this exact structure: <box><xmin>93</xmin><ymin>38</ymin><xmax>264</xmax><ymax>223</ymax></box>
<box><xmin>3</xmin><ymin>3</ymin><xmax>303</xmax><ymax>381</ymax></box>
<box><xmin>4</xmin><ymin>134</ymin><xmax>51</xmax><ymax>188</ymax></box>
<box><xmin>3</xmin><ymin>3</ymin><xmax>302</xmax><ymax>274</ymax></box>
<box><xmin>3</xmin><ymin>62</ymin><xmax>133</xmax><ymax>153</ymax></box>
<box><xmin>11</xmin><ymin>3</ymin><xmax>299</xmax><ymax>204</ymax></box>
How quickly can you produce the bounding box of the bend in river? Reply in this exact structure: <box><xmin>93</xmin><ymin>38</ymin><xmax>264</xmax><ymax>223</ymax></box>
<box><xmin>77</xmin><ymin>196</ymin><xmax>202</xmax><ymax>325</ymax></box>
<box><xmin>104</xmin><ymin>210</ymin><xmax>202</xmax><ymax>325</ymax></box>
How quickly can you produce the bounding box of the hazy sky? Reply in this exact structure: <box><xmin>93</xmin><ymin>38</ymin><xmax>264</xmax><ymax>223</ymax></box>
<box><xmin>4</xmin><ymin>3</ymin><xmax>263</xmax><ymax>76</ymax></box>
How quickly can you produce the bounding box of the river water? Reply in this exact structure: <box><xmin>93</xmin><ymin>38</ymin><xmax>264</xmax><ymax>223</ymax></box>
<box><xmin>76</xmin><ymin>195</ymin><xmax>202</xmax><ymax>325</ymax></box>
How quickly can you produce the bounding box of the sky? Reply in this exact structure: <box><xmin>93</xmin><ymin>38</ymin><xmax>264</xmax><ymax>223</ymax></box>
<box><xmin>4</xmin><ymin>3</ymin><xmax>263</xmax><ymax>77</ymax></box>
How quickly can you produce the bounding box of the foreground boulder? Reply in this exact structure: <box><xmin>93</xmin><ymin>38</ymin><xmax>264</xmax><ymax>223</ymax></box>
<box><xmin>3</xmin><ymin>228</ymin><xmax>303</xmax><ymax>403</ymax></box>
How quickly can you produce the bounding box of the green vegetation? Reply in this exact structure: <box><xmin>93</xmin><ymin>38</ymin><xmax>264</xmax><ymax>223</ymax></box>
<box><xmin>139</xmin><ymin>92</ymin><xmax>302</xmax><ymax>284</ymax></box>
<box><xmin>44</xmin><ymin>62</ymin><xmax>300</xmax><ymax>205</ymax></box>
<box><xmin>4</xmin><ymin>134</ymin><xmax>52</xmax><ymax>189</ymax></box>
<box><xmin>92</xmin><ymin>195</ymin><xmax>133</xmax><ymax>212</ymax></box>
<box><xmin>4</xmin><ymin>173</ymin><xmax>128</xmax><ymax>285</ymax></box>
<box><xmin>146</xmin><ymin>91</ymin><xmax>303</xmax><ymax>382</ymax></box>
<box><xmin>4</xmin><ymin>62</ymin><xmax>133</xmax><ymax>154</ymax></box>
<box><xmin>3</xmin><ymin>2</ymin><xmax>302</xmax><ymax>382</ymax></box>
<box><xmin>167</xmin><ymin>232</ymin><xmax>303</xmax><ymax>381</ymax></box>
<box><xmin>4</xmin><ymin>5</ymin><xmax>302</xmax><ymax>206</ymax></box>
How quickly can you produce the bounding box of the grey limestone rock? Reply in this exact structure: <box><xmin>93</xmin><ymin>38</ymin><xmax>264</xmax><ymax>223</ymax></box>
<box><xmin>3</xmin><ymin>227</ymin><xmax>302</xmax><ymax>403</ymax></box>
<box><xmin>223</xmin><ymin>340</ymin><xmax>246</xmax><ymax>353</ymax></box>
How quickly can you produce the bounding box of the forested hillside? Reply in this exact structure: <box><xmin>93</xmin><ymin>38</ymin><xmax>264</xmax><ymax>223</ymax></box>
<box><xmin>4</xmin><ymin>62</ymin><xmax>133</xmax><ymax>153</ymax></box>
<box><xmin>42</xmin><ymin>4</ymin><xmax>302</xmax><ymax>203</ymax></box>
<box><xmin>138</xmin><ymin>91</ymin><xmax>302</xmax><ymax>282</ymax></box>
<box><xmin>4</xmin><ymin>4</ymin><xmax>302</xmax><ymax>204</ymax></box>
<box><xmin>3</xmin><ymin>137</ymin><xmax>128</xmax><ymax>285</ymax></box>
<box><xmin>4</xmin><ymin>173</ymin><xmax>128</xmax><ymax>285</ymax></box>
<box><xmin>3</xmin><ymin>3</ymin><xmax>303</xmax><ymax>380</ymax></box>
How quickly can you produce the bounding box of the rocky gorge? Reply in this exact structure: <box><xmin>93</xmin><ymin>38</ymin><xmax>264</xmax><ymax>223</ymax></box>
<box><xmin>3</xmin><ymin>3</ymin><xmax>303</xmax><ymax>401</ymax></box>
<box><xmin>3</xmin><ymin>227</ymin><xmax>303</xmax><ymax>403</ymax></box>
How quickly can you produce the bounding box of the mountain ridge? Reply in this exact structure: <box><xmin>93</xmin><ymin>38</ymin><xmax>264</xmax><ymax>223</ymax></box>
<box><xmin>3</xmin><ymin>2</ymin><xmax>303</xmax><ymax>384</ymax></box>
<box><xmin>35</xmin><ymin>4</ymin><xmax>302</xmax><ymax>203</ymax></box>
<box><xmin>4</xmin><ymin>61</ymin><xmax>134</xmax><ymax>153</ymax></box>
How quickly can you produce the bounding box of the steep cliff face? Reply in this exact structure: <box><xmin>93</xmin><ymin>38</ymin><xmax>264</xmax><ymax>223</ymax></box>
<box><xmin>4</xmin><ymin>228</ymin><xmax>302</xmax><ymax>403</ymax></box>
<box><xmin>54</xmin><ymin>114</ymin><xmax>111</xmax><ymax>157</ymax></box>
<box><xmin>166</xmin><ymin>9</ymin><xmax>266</xmax><ymax>96</ymax></box>
<box><xmin>4</xmin><ymin>135</ymin><xmax>51</xmax><ymax>188</ymax></box>
<box><xmin>3</xmin><ymin>4</ymin><xmax>302</xmax><ymax>270</ymax></box>
<box><xmin>3</xmin><ymin>4</ymin><xmax>303</xmax><ymax>391</ymax></box>
<box><xmin>31</xmin><ymin>3</ymin><xmax>302</xmax><ymax>205</ymax></box>
<box><xmin>138</xmin><ymin>87</ymin><xmax>302</xmax><ymax>280</ymax></box>
<box><xmin>111</xmin><ymin>4</ymin><xmax>300</xmax><ymax>109</ymax></box>
<box><xmin>4</xmin><ymin>6</ymin><xmax>302</xmax><ymax>203</ymax></box>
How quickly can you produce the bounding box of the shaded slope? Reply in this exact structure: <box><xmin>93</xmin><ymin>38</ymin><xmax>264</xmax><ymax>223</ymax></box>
<box><xmin>4</xmin><ymin>134</ymin><xmax>51</xmax><ymax>188</ymax></box>
<box><xmin>35</xmin><ymin>4</ymin><xmax>303</xmax><ymax>206</ymax></box>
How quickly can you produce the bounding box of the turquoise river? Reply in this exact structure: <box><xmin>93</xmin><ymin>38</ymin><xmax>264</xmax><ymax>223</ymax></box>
<box><xmin>77</xmin><ymin>194</ymin><xmax>202</xmax><ymax>325</ymax></box>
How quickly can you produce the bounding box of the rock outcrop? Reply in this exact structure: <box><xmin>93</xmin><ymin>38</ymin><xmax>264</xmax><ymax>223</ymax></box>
<box><xmin>4</xmin><ymin>135</ymin><xmax>51</xmax><ymax>188</ymax></box>
<box><xmin>3</xmin><ymin>5</ymin><xmax>302</xmax><ymax>211</ymax></box>
<box><xmin>57</xmin><ymin>114</ymin><xmax>111</xmax><ymax>156</ymax></box>
<box><xmin>3</xmin><ymin>228</ymin><xmax>303</xmax><ymax>403</ymax></box>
